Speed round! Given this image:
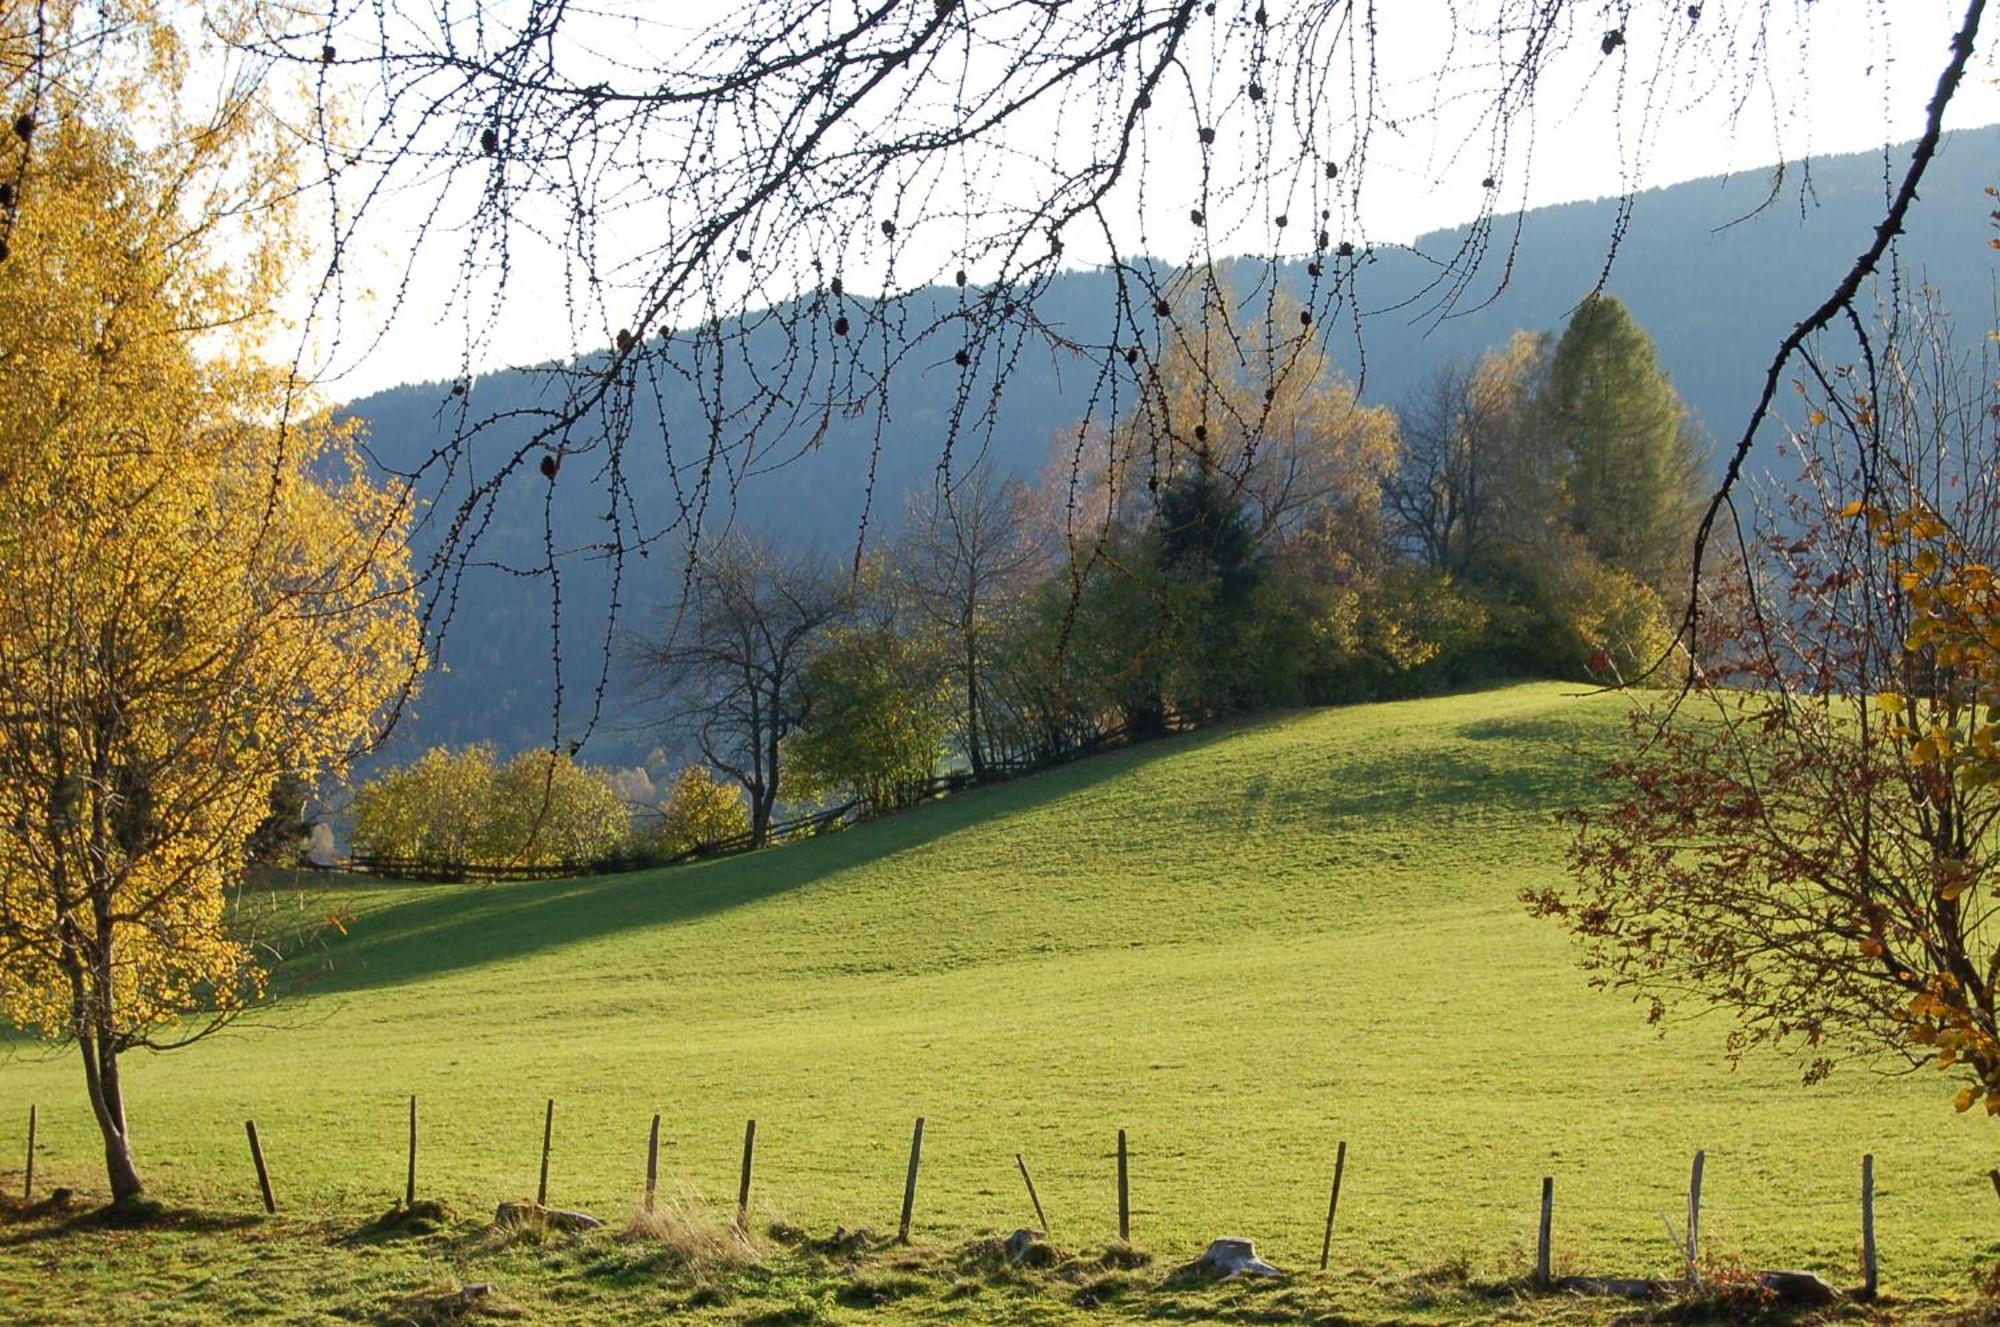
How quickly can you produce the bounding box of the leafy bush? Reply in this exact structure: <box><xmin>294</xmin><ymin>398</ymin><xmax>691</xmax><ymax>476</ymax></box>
<box><xmin>486</xmin><ymin>749</ymin><xmax>633</xmax><ymax>867</ymax></box>
<box><xmin>654</xmin><ymin>765</ymin><xmax>751</xmax><ymax>858</ymax></box>
<box><xmin>348</xmin><ymin>745</ymin><xmax>498</xmax><ymax>870</ymax></box>
<box><xmin>349</xmin><ymin>744</ymin><xmax>632</xmax><ymax>871</ymax></box>
<box><xmin>786</xmin><ymin>624</ymin><xmax>952</xmax><ymax>811</ymax></box>
<box><xmin>1306</xmin><ymin>568</ymin><xmax>1492</xmax><ymax>700</ymax></box>
<box><xmin>1534</xmin><ymin>544</ymin><xmax>1677</xmax><ymax>683</ymax></box>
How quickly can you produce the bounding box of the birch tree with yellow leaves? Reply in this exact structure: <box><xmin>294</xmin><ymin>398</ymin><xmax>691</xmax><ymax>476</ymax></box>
<box><xmin>0</xmin><ymin>4</ymin><xmax>421</xmax><ymax>1201</ymax></box>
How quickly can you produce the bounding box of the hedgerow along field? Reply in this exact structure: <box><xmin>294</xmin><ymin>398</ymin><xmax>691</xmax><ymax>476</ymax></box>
<box><xmin>1</xmin><ymin>682</ymin><xmax>1995</xmax><ymax>1324</ymax></box>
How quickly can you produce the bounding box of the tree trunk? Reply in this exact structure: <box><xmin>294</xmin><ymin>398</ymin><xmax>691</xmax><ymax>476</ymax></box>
<box><xmin>964</xmin><ymin>651</ymin><xmax>985</xmax><ymax>779</ymax></box>
<box><xmin>97</xmin><ymin>1069</ymin><xmax>144</xmax><ymax>1202</ymax></box>
<box><xmin>1127</xmin><ymin>696</ymin><xmax>1168</xmax><ymax>742</ymax></box>
<box><xmin>757</xmin><ymin>719</ymin><xmax>782</xmax><ymax>847</ymax></box>
<box><xmin>78</xmin><ymin>1031</ymin><xmax>144</xmax><ymax>1201</ymax></box>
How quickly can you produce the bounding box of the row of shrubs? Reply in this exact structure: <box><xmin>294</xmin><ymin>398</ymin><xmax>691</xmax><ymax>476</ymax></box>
<box><xmin>346</xmin><ymin>746</ymin><xmax>752</xmax><ymax>875</ymax></box>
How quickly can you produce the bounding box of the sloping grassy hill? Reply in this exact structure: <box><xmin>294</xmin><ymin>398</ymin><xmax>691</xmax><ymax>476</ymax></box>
<box><xmin>2</xmin><ymin>683</ymin><xmax>1995</xmax><ymax>1321</ymax></box>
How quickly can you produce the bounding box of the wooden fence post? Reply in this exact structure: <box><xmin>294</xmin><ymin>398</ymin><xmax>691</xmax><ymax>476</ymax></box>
<box><xmin>537</xmin><ymin>1099</ymin><xmax>554</xmax><ymax>1206</ymax></box>
<box><xmin>1536</xmin><ymin>1177</ymin><xmax>1554</xmax><ymax>1288</ymax></box>
<box><xmin>1318</xmin><ymin>1140</ymin><xmax>1347</xmax><ymax>1271</ymax></box>
<box><xmin>1861</xmin><ymin>1154</ymin><xmax>1878</xmax><ymax>1298</ymax></box>
<box><xmin>406</xmin><ymin>1096</ymin><xmax>418</xmax><ymax>1207</ymax></box>
<box><xmin>245</xmin><ymin>1120</ymin><xmax>276</xmax><ymax>1214</ymax></box>
<box><xmin>1116</xmin><ymin>1129</ymin><xmax>1129</xmax><ymax>1243</ymax></box>
<box><xmin>1016</xmin><ymin>1153</ymin><xmax>1049</xmax><ymax>1233</ymax></box>
<box><xmin>1685</xmin><ymin>1150</ymin><xmax>1705</xmax><ymax>1284</ymax></box>
<box><xmin>737</xmin><ymin>1119</ymin><xmax>757</xmax><ymax>1233</ymax></box>
<box><xmin>645</xmin><ymin>1114</ymin><xmax>661</xmax><ymax>1214</ymax></box>
<box><xmin>898</xmin><ymin>1117</ymin><xmax>925</xmax><ymax>1243</ymax></box>
<box><xmin>23</xmin><ymin>1104</ymin><xmax>35</xmax><ymax>1201</ymax></box>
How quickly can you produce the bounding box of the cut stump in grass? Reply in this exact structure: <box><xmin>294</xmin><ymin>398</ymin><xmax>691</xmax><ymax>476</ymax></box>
<box><xmin>1758</xmin><ymin>1270</ymin><xmax>1841</xmax><ymax>1307</ymax></box>
<box><xmin>1186</xmin><ymin>1237</ymin><xmax>1282</xmax><ymax>1281</ymax></box>
<box><xmin>1006</xmin><ymin>1228</ymin><xmax>1063</xmax><ymax>1267</ymax></box>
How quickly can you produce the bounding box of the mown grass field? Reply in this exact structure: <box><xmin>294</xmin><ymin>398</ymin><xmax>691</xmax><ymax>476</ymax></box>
<box><xmin>1</xmin><ymin>682</ymin><xmax>1995</xmax><ymax>1325</ymax></box>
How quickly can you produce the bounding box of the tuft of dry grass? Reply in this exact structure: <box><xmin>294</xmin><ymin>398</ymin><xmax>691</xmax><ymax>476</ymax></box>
<box><xmin>623</xmin><ymin>1185</ymin><xmax>763</xmax><ymax>1276</ymax></box>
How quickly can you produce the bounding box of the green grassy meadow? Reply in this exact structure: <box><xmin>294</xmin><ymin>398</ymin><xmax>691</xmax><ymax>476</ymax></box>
<box><xmin>2</xmin><ymin>682</ymin><xmax>1996</xmax><ymax>1324</ymax></box>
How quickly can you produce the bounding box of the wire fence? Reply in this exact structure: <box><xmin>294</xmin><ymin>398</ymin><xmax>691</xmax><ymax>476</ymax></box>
<box><xmin>8</xmin><ymin>1096</ymin><xmax>1927</xmax><ymax>1304</ymax></box>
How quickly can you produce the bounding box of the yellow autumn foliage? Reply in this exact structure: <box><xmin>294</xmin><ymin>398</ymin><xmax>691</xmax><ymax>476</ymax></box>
<box><xmin>0</xmin><ymin>6</ymin><xmax>421</xmax><ymax>1196</ymax></box>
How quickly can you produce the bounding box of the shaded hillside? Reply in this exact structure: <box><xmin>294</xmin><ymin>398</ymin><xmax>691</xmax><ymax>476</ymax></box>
<box><xmin>346</xmin><ymin>126</ymin><xmax>2000</xmax><ymax>763</ymax></box>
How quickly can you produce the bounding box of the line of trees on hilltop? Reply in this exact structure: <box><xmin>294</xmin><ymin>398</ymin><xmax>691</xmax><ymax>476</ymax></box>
<box><xmin>627</xmin><ymin>280</ymin><xmax>1711</xmax><ymax>846</ymax></box>
<box><xmin>337</xmin><ymin>285</ymin><xmax>1710</xmax><ymax>867</ymax></box>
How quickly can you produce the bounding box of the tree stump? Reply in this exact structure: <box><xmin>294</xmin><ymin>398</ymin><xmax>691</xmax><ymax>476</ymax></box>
<box><xmin>493</xmin><ymin>1200</ymin><xmax>602</xmax><ymax>1232</ymax></box>
<box><xmin>1188</xmin><ymin>1237</ymin><xmax>1282</xmax><ymax>1280</ymax></box>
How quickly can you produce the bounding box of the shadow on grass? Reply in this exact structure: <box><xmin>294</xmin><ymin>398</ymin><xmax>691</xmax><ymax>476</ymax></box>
<box><xmin>270</xmin><ymin>725</ymin><xmax>1244</xmax><ymax>999</ymax></box>
<box><xmin>269</xmin><ymin>684</ymin><xmax>1610</xmax><ymax>999</ymax></box>
<box><xmin>0</xmin><ymin>1193</ymin><xmax>263</xmax><ymax>1246</ymax></box>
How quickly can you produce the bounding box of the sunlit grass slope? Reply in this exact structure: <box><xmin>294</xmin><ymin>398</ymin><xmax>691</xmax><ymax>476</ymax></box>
<box><xmin>3</xmin><ymin>683</ymin><xmax>1994</xmax><ymax>1289</ymax></box>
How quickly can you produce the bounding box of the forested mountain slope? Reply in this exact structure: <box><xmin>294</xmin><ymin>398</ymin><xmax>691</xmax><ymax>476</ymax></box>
<box><xmin>346</xmin><ymin>126</ymin><xmax>2000</xmax><ymax>763</ymax></box>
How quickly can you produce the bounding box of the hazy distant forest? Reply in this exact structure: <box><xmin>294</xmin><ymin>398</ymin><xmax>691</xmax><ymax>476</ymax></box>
<box><xmin>353</xmin><ymin>130</ymin><xmax>2000</xmax><ymax>774</ymax></box>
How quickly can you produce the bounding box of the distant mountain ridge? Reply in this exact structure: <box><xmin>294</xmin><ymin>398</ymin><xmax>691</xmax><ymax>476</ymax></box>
<box><xmin>345</xmin><ymin>124</ymin><xmax>2000</xmax><ymax>769</ymax></box>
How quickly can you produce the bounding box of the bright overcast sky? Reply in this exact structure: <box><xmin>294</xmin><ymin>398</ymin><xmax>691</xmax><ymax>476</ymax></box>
<box><xmin>303</xmin><ymin>0</ymin><xmax>2000</xmax><ymax>405</ymax></box>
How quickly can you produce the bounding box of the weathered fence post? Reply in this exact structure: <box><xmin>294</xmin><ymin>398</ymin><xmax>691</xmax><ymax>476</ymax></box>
<box><xmin>23</xmin><ymin>1104</ymin><xmax>35</xmax><ymax>1201</ymax></box>
<box><xmin>736</xmin><ymin>1119</ymin><xmax>757</xmax><ymax>1233</ymax></box>
<box><xmin>898</xmin><ymin>1116</ymin><xmax>925</xmax><ymax>1243</ymax></box>
<box><xmin>1016</xmin><ymin>1153</ymin><xmax>1049</xmax><ymax>1233</ymax></box>
<box><xmin>1685</xmin><ymin>1150</ymin><xmax>1705</xmax><ymax>1284</ymax></box>
<box><xmin>245</xmin><ymin>1120</ymin><xmax>276</xmax><ymax>1214</ymax></box>
<box><xmin>1536</xmin><ymin>1177</ymin><xmax>1554</xmax><ymax>1288</ymax></box>
<box><xmin>645</xmin><ymin>1114</ymin><xmax>661</xmax><ymax>1214</ymax></box>
<box><xmin>1319</xmin><ymin>1140</ymin><xmax>1347</xmax><ymax>1271</ymax></box>
<box><xmin>1116</xmin><ymin>1128</ymin><xmax>1130</xmax><ymax>1243</ymax></box>
<box><xmin>1861</xmin><ymin>1154</ymin><xmax>1878</xmax><ymax>1298</ymax></box>
<box><xmin>406</xmin><ymin>1096</ymin><xmax>418</xmax><ymax>1207</ymax></box>
<box><xmin>537</xmin><ymin>1099</ymin><xmax>555</xmax><ymax>1206</ymax></box>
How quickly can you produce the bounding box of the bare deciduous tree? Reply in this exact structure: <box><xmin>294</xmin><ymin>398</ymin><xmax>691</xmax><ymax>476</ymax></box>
<box><xmin>634</xmin><ymin>538</ymin><xmax>848</xmax><ymax>846</ymax></box>
<box><xmin>900</xmin><ymin>464</ymin><xmax>1046</xmax><ymax>778</ymax></box>
<box><xmin>1385</xmin><ymin>334</ymin><xmax>1559</xmax><ymax>580</ymax></box>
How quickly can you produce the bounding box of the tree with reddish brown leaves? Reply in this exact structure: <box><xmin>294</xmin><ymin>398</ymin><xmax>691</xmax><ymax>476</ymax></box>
<box><xmin>1528</xmin><ymin>293</ymin><xmax>2000</xmax><ymax>1113</ymax></box>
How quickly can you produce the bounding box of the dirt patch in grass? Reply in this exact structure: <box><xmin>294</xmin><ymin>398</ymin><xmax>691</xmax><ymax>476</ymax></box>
<box><xmin>808</xmin><ymin>1224</ymin><xmax>882</xmax><ymax>1261</ymax></box>
<box><xmin>1096</xmin><ymin>1241</ymin><xmax>1153</xmax><ymax>1271</ymax></box>
<box><xmin>391</xmin><ymin>1281</ymin><xmax>525</xmax><ymax>1325</ymax></box>
<box><xmin>352</xmin><ymin>1198</ymin><xmax>452</xmax><ymax>1242</ymax></box>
